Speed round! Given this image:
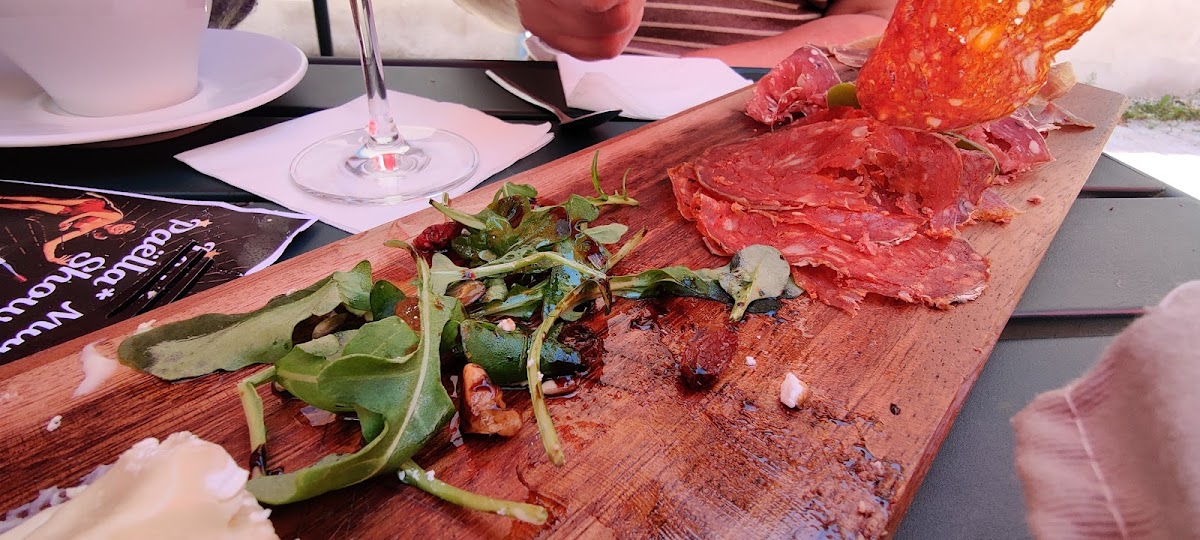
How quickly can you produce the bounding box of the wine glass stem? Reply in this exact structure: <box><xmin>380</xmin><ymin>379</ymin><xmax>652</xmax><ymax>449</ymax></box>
<box><xmin>350</xmin><ymin>0</ymin><xmax>403</xmax><ymax>149</ymax></box>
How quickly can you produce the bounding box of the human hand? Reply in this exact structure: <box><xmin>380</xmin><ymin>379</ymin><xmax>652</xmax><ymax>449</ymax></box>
<box><xmin>516</xmin><ymin>0</ymin><xmax>645</xmax><ymax>59</ymax></box>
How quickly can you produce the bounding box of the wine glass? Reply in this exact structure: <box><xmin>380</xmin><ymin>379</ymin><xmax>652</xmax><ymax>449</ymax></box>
<box><xmin>290</xmin><ymin>0</ymin><xmax>479</xmax><ymax>204</ymax></box>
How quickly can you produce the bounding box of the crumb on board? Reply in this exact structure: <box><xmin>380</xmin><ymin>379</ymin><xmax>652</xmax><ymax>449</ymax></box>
<box><xmin>46</xmin><ymin>415</ymin><xmax>63</xmax><ymax>432</ymax></box>
<box><xmin>780</xmin><ymin>373</ymin><xmax>811</xmax><ymax>409</ymax></box>
<box><xmin>1027</xmin><ymin>195</ymin><xmax>1044</xmax><ymax>205</ymax></box>
<box><xmin>745</xmin><ymin>355</ymin><xmax>757</xmax><ymax>367</ymax></box>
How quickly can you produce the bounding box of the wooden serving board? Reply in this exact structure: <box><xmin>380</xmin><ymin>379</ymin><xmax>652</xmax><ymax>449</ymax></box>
<box><xmin>0</xmin><ymin>85</ymin><xmax>1125</xmax><ymax>539</ymax></box>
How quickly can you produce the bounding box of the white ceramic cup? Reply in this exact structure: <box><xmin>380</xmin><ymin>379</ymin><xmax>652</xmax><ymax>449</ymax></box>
<box><xmin>0</xmin><ymin>0</ymin><xmax>211</xmax><ymax>117</ymax></box>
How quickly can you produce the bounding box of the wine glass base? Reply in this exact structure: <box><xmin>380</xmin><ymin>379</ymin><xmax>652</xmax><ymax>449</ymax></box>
<box><xmin>290</xmin><ymin>126</ymin><xmax>479</xmax><ymax>205</ymax></box>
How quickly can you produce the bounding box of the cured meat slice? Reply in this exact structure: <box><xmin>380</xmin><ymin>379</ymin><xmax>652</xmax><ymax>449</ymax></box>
<box><xmin>745</xmin><ymin>45</ymin><xmax>841</xmax><ymax>125</ymax></box>
<box><xmin>683</xmin><ymin>108</ymin><xmax>996</xmax><ymax>237</ymax></box>
<box><xmin>672</xmin><ymin>157</ymin><xmax>924</xmax><ymax>253</ymax></box>
<box><xmin>791</xmin><ymin>265</ymin><xmax>866</xmax><ymax>313</ymax></box>
<box><xmin>690</xmin><ymin>112</ymin><xmax>880</xmax><ymax>211</ymax></box>
<box><xmin>667</xmin><ymin>162</ymin><xmax>702</xmax><ymax>221</ymax></box>
<box><xmin>970</xmin><ymin>188</ymin><xmax>1020</xmax><ymax>224</ymax></box>
<box><xmin>870</xmin><ymin>128</ymin><xmax>987</xmax><ymax>237</ymax></box>
<box><xmin>1035</xmin><ymin>63</ymin><xmax>1079</xmax><ymax>103</ymax></box>
<box><xmin>959</xmin><ymin>113</ymin><xmax>1052</xmax><ymax>178</ymax></box>
<box><xmin>825</xmin><ymin>35</ymin><xmax>880</xmax><ymax>69</ymax></box>
<box><xmin>1030</xmin><ymin>102</ymin><xmax>1096</xmax><ymax>130</ymax></box>
<box><xmin>761</xmin><ymin>205</ymin><xmax>924</xmax><ymax>247</ymax></box>
<box><xmin>691</xmin><ymin>193</ymin><xmax>989</xmax><ymax>309</ymax></box>
<box><xmin>856</xmin><ymin>0</ymin><xmax>1114</xmax><ymax>131</ymax></box>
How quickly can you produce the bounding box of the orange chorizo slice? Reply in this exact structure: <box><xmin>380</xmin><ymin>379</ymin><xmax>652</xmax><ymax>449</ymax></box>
<box><xmin>857</xmin><ymin>0</ymin><xmax>1114</xmax><ymax>131</ymax></box>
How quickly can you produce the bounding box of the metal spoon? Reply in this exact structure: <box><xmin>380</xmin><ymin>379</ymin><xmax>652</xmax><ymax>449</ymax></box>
<box><xmin>484</xmin><ymin>69</ymin><xmax>622</xmax><ymax>130</ymax></box>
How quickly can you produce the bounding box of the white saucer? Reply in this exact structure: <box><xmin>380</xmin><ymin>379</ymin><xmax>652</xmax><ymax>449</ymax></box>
<box><xmin>0</xmin><ymin>29</ymin><xmax>308</xmax><ymax>147</ymax></box>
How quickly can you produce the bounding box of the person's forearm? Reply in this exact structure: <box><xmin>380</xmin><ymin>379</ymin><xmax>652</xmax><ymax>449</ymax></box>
<box><xmin>517</xmin><ymin>0</ymin><xmax>645</xmax><ymax>59</ymax></box>
<box><xmin>682</xmin><ymin>13</ymin><xmax>888</xmax><ymax>67</ymax></box>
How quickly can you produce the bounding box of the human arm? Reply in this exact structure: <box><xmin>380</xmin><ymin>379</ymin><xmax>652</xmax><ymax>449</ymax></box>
<box><xmin>515</xmin><ymin>0</ymin><xmax>646</xmax><ymax>59</ymax></box>
<box><xmin>682</xmin><ymin>0</ymin><xmax>895</xmax><ymax>67</ymax></box>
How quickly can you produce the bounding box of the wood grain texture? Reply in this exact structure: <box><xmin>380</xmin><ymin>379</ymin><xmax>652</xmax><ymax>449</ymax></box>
<box><xmin>0</xmin><ymin>84</ymin><xmax>1125</xmax><ymax>539</ymax></box>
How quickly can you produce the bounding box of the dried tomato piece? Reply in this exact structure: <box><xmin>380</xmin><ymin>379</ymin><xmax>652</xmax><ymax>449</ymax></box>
<box><xmin>413</xmin><ymin>222</ymin><xmax>463</xmax><ymax>254</ymax></box>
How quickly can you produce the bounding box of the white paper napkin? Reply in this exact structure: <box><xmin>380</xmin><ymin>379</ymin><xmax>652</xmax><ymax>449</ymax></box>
<box><xmin>556</xmin><ymin>54</ymin><xmax>752</xmax><ymax>121</ymax></box>
<box><xmin>176</xmin><ymin>91</ymin><xmax>553</xmax><ymax>233</ymax></box>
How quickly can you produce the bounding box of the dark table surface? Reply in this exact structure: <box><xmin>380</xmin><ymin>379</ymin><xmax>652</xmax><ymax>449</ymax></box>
<box><xmin>2</xmin><ymin>58</ymin><xmax>1197</xmax><ymax>539</ymax></box>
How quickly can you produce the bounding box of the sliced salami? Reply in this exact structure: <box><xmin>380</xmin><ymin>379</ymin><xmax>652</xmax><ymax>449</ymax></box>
<box><xmin>745</xmin><ymin>45</ymin><xmax>841</xmax><ymax>125</ymax></box>
<box><xmin>970</xmin><ymin>188</ymin><xmax>1020</xmax><ymax>224</ymax></box>
<box><xmin>1031</xmin><ymin>102</ymin><xmax>1096</xmax><ymax>130</ymax></box>
<box><xmin>959</xmin><ymin>112</ymin><xmax>1053</xmax><ymax>179</ymax></box>
<box><xmin>825</xmin><ymin>35</ymin><xmax>881</xmax><ymax>69</ymax></box>
<box><xmin>762</xmin><ymin>206</ymin><xmax>924</xmax><ymax>248</ymax></box>
<box><xmin>691</xmin><ymin>193</ymin><xmax>990</xmax><ymax>310</ymax></box>
<box><xmin>856</xmin><ymin>0</ymin><xmax>1114</xmax><ymax>130</ymax></box>
<box><xmin>689</xmin><ymin>112</ymin><xmax>880</xmax><ymax>211</ymax></box>
<box><xmin>791</xmin><ymin>265</ymin><xmax>867</xmax><ymax>313</ymax></box>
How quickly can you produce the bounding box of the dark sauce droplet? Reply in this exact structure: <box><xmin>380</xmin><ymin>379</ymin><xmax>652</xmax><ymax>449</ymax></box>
<box><xmin>249</xmin><ymin>445</ymin><xmax>268</xmax><ymax>477</ymax></box>
<box><xmin>679</xmin><ymin>328</ymin><xmax>738</xmax><ymax>390</ymax></box>
<box><xmin>889</xmin><ymin>403</ymin><xmax>901</xmax><ymax>415</ymax></box>
<box><xmin>628</xmin><ymin>299</ymin><xmax>668</xmax><ymax>330</ymax></box>
<box><xmin>249</xmin><ymin>445</ymin><xmax>284</xmax><ymax>477</ymax></box>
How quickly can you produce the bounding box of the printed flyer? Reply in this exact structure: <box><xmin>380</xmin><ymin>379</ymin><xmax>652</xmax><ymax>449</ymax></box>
<box><xmin>0</xmin><ymin>180</ymin><xmax>316</xmax><ymax>363</ymax></box>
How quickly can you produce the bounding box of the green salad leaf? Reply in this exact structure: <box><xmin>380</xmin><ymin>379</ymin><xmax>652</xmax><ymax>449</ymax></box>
<box><xmin>246</xmin><ymin>244</ymin><xmax>457</xmax><ymax>505</ymax></box>
<box><xmin>118</xmin><ymin>261</ymin><xmax>373</xmax><ymax>380</ymax></box>
<box><xmin>713</xmin><ymin>244</ymin><xmax>802</xmax><ymax>321</ymax></box>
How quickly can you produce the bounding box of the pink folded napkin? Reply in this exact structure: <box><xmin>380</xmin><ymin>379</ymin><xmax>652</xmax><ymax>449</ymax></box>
<box><xmin>1013</xmin><ymin>280</ymin><xmax>1200</xmax><ymax>539</ymax></box>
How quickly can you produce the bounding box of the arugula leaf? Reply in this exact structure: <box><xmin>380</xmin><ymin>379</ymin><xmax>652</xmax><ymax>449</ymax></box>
<box><xmin>542</xmin><ymin>244</ymin><xmax>589</xmax><ymax>320</ymax></box>
<box><xmin>715</xmin><ymin>245</ymin><xmax>799</xmax><ymax>321</ymax></box>
<box><xmin>427</xmin><ymin>252</ymin><xmax>470</xmax><ymax>296</ymax></box>
<box><xmin>369</xmin><ymin>280</ymin><xmax>405</xmax><ymax>321</ymax></box>
<box><xmin>563</xmin><ymin>194</ymin><xmax>601</xmax><ymax>223</ymax></box>
<box><xmin>274</xmin><ymin>338</ymin><xmax>345</xmax><ymax>413</ymax></box>
<box><xmin>608</xmin><ymin>245</ymin><xmax>802</xmax><ymax>320</ymax></box>
<box><xmin>399</xmin><ymin>460</ymin><xmax>547</xmax><ymax>525</ymax></box>
<box><xmin>246</xmin><ymin>245</ymin><xmax>457</xmax><ymax>505</ymax></box>
<box><xmin>342</xmin><ymin>316</ymin><xmax>419</xmax><ymax>359</ymax></box>
<box><xmin>491</xmin><ymin>182</ymin><xmax>538</xmax><ymax>202</ymax></box>
<box><xmin>472</xmin><ymin>281</ymin><xmax>545</xmax><ymax>319</ymax></box>
<box><xmin>587</xmin><ymin>151</ymin><xmax>639</xmax><ymax>208</ymax></box>
<box><xmin>580</xmin><ymin>223</ymin><xmax>628</xmax><ymax>245</ymax></box>
<box><xmin>430</xmin><ymin>199</ymin><xmax>486</xmax><ymax>230</ymax></box>
<box><xmin>459</xmin><ymin>320</ymin><xmax>589</xmax><ymax>385</ymax></box>
<box><xmin>118</xmin><ymin>261</ymin><xmax>373</xmax><ymax>380</ymax></box>
<box><xmin>611</xmin><ymin>267</ymin><xmax>733</xmax><ymax>303</ymax></box>
<box><xmin>482</xmin><ymin>278</ymin><xmax>508</xmax><ymax>303</ymax></box>
<box><xmin>525</xmin><ymin>284</ymin><xmax>593</xmax><ymax>466</ymax></box>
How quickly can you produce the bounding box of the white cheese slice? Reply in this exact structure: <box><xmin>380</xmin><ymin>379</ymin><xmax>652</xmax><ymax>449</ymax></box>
<box><xmin>0</xmin><ymin>432</ymin><xmax>278</xmax><ymax>540</ymax></box>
